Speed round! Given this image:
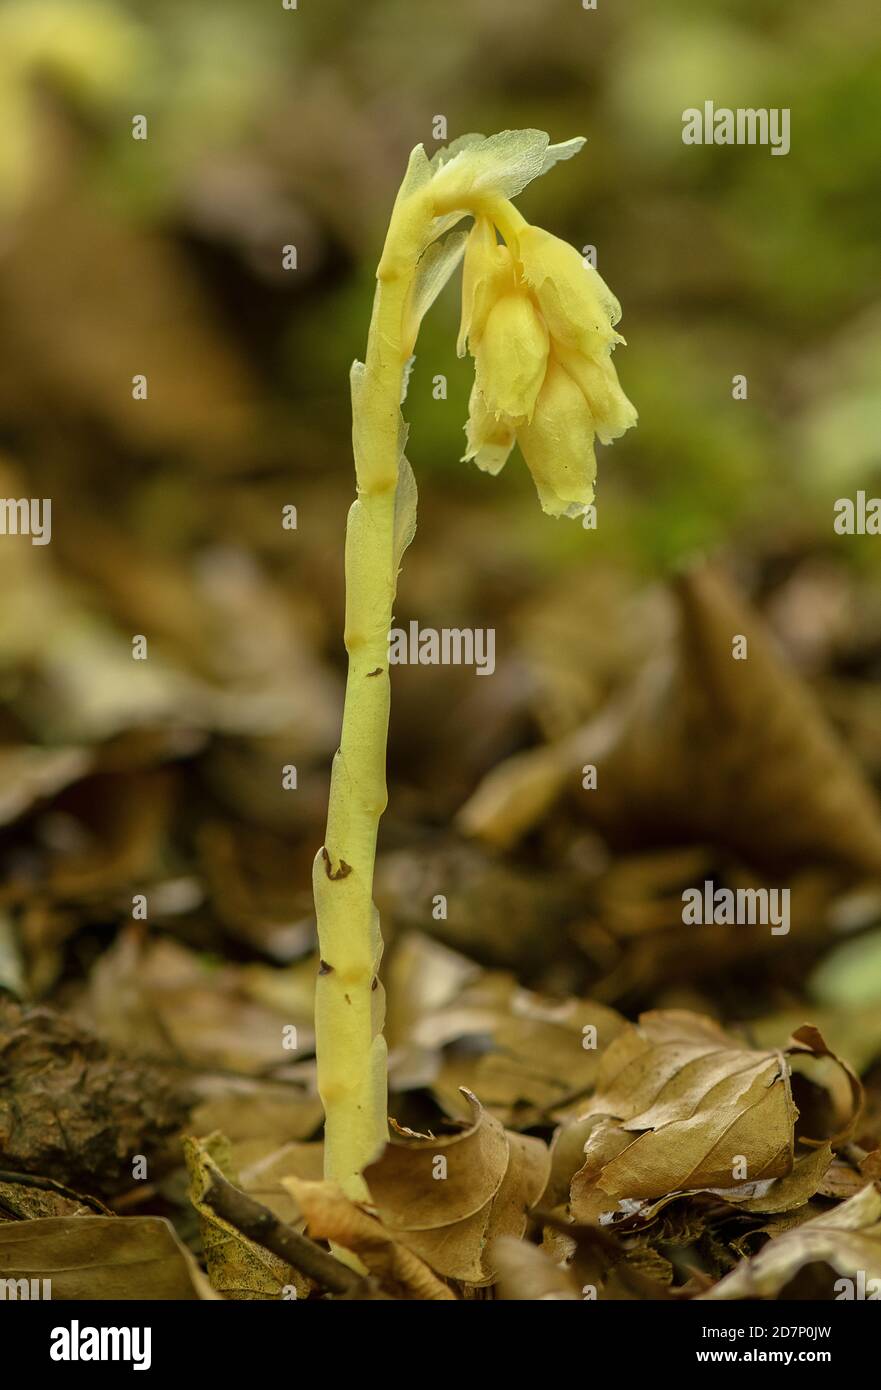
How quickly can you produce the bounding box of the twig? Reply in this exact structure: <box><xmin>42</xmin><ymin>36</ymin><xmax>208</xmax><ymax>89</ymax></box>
<box><xmin>203</xmin><ymin>1169</ymin><xmax>365</xmax><ymax>1297</ymax></box>
<box><xmin>0</xmin><ymin>1169</ymin><xmax>112</xmax><ymax>1214</ymax></box>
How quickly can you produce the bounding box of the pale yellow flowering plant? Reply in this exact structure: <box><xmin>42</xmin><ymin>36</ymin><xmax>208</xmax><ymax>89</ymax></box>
<box><xmin>313</xmin><ymin>129</ymin><xmax>635</xmax><ymax>1205</ymax></box>
<box><xmin>459</xmin><ymin>191</ymin><xmax>636</xmax><ymax>514</ymax></box>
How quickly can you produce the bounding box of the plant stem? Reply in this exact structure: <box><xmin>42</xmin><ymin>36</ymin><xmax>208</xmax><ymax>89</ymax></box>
<box><xmin>312</xmin><ymin>186</ymin><xmax>432</xmax><ymax>1201</ymax></box>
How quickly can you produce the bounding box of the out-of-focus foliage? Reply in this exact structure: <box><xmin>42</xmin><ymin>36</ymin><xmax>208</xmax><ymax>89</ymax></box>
<box><xmin>1</xmin><ymin>0</ymin><xmax>881</xmax><ymax>1303</ymax></box>
<box><xmin>1</xmin><ymin>0</ymin><xmax>878</xmax><ymax>571</ymax></box>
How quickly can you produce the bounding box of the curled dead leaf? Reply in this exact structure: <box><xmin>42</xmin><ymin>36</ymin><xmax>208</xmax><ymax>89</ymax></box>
<box><xmin>787</xmin><ymin>1024</ymin><xmax>863</xmax><ymax>1147</ymax></box>
<box><xmin>387</xmin><ymin>932</ymin><xmax>624</xmax><ymax>1127</ymax></box>
<box><xmin>362</xmin><ymin>1090</ymin><xmax>550</xmax><ymax>1284</ymax></box>
<box><xmin>564</xmin><ymin>1011</ymin><xmax>861</xmax><ymax>1225</ymax></box>
<box><xmin>280</xmin><ymin>1177</ymin><xmax>455</xmax><ymax>1300</ymax></box>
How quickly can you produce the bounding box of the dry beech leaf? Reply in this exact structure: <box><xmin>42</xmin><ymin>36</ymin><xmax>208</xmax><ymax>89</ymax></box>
<box><xmin>388</xmin><ymin>936</ymin><xmax>624</xmax><ymax>1126</ymax></box>
<box><xmin>786</xmin><ymin>1024</ymin><xmax>863</xmax><ymax>1148</ymax></box>
<box><xmin>570</xmin><ymin>1011</ymin><xmax>797</xmax><ymax>1224</ymax></box>
<box><xmin>235</xmin><ymin>1140</ymin><xmax>325</xmax><ymax>1228</ymax></box>
<box><xmin>184</xmin><ymin>1132</ymin><xmax>309</xmax><ymax>1301</ymax></box>
<box><xmin>281</xmin><ymin>1177</ymin><xmax>455</xmax><ymax>1300</ymax></box>
<box><xmin>81</xmin><ymin>929</ymin><xmax>315</xmax><ymax>1074</ymax></box>
<box><xmin>0</xmin><ymin>1215</ymin><xmax>215</xmax><ymax>1299</ymax></box>
<box><xmin>367</xmin><ymin>1091</ymin><xmax>509</xmax><ymax>1230</ymax></box>
<box><xmin>492</xmin><ymin>1233</ymin><xmax>581</xmax><ymax>1300</ymax></box>
<box><xmin>432</xmin><ymin>991</ymin><xmax>625</xmax><ymax>1127</ymax></box>
<box><xmin>458</xmin><ymin>567</ymin><xmax>881</xmax><ymax>876</ymax></box>
<box><xmin>748</xmin><ymin>1001</ymin><xmax>881</xmax><ymax>1077</ymax></box>
<box><xmin>715</xmin><ymin>1144</ymin><xmax>834</xmax><ymax>1216</ymax></box>
<box><xmin>363</xmin><ymin>1090</ymin><xmax>550</xmax><ymax>1284</ymax></box>
<box><xmin>702</xmin><ymin>1182</ymin><xmax>881</xmax><ymax>1300</ymax></box>
<box><xmin>565</xmin><ymin>1011</ymin><xmax>861</xmax><ymax>1225</ymax></box>
<box><xmin>593</xmin><ymin>1145</ymin><xmax>836</xmax><ymax>1235</ymax></box>
<box><xmin>545</xmin><ymin>1113</ymin><xmax>603</xmax><ymax>1212</ymax></box>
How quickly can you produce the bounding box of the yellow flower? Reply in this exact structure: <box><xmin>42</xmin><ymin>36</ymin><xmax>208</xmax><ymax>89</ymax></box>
<box><xmin>554</xmin><ymin>343</ymin><xmax>638</xmax><ymax>445</ymax></box>
<box><xmin>515</xmin><ymin>224</ymin><xmax>623</xmax><ymax>358</ymax></box>
<box><xmin>457</xmin><ymin>215</ymin><xmax>516</xmax><ymax>356</ymax></box>
<box><xmin>516</xmin><ymin>359</ymin><xmax>597</xmax><ymax>518</ymax></box>
<box><xmin>463</xmin><ymin>381</ymin><xmax>516</xmax><ymax>476</ymax></box>
<box><xmin>459</xmin><ymin>216</ymin><xmax>635</xmax><ymax>517</ymax></box>
<box><xmin>408</xmin><ymin>130</ymin><xmax>636</xmax><ymax>519</ymax></box>
<box><xmin>475</xmin><ymin>292</ymin><xmax>549</xmax><ymax>423</ymax></box>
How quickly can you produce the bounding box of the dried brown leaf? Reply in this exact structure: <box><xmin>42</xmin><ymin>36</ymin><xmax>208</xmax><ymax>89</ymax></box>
<box><xmin>362</xmin><ymin>1091</ymin><xmax>549</xmax><ymax>1284</ymax></box>
<box><xmin>388</xmin><ymin>933</ymin><xmax>623</xmax><ymax>1126</ymax></box>
<box><xmin>366</xmin><ymin>1091</ymin><xmax>509</xmax><ymax>1230</ymax></box>
<box><xmin>702</xmin><ymin>1183</ymin><xmax>881</xmax><ymax>1299</ymax></box>
<box><xmin>566</xmin><ymin>1011</ymin><xmax>860</xmax><ymax>1224</ymax></box>
<box><xmin>281</xmin><ymin>1177</ymin><xmax>456</xmax><ymax>1300</ymax></box>
<box><xmin>458</xmin><ymin>567</ymin><xmax>881</xmax><ymax>877</ymax></box>
<box><xmin>184</xmin><ymin>1132</ymin><xmax>308</xmax><ymax>1301</ymax></box>
<box><xmin>0</xmin><ymin>1214</ymin><xmax>215</xmax><ymax>1299</ymax></box>
<box><xmin>492</xmin><ymin>1234</ymin><xmax>581</xmax><ymax>1300</ymax></box>
<box><xmin>81</xmin><ymin>930</ymin><xmax>314</xmax><ymax>1074</ymax></box>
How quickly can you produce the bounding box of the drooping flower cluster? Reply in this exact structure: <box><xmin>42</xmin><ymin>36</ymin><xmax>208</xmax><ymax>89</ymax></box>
<box><xmin>459</xmin><ymin>215</ymin><xmax>636</xmax><ymax>519</ymax></box>
<box><xmin>403</xmin><ymin>129</ymin><xmax>636</xmax><ymax>519</ymax></box>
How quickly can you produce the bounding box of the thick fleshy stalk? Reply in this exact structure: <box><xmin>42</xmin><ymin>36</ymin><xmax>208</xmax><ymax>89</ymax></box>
<box><xmin>312</xmin><ymin>175</ymin><xmax>436</xmax><ymax>1203</ymax></box>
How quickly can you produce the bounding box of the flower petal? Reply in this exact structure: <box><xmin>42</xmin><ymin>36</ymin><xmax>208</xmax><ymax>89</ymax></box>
<box><xmin>475</xmin><ymin>293</ymin><xmax>549</xmax><ymax>423</ymax></box>
<box><xmin>517</xmin><ymin>226</ymin><xmax>622</xmax><ymax>357</ymax></box>
<box><xmin>516</xmin><ymin>359</ymin><xmax>597</xmax><ymax>518</ymax></box>
<box><xmin>463</xmin><ymin>383</ymin><xmax>516</xmax><ymax>476</ymax></box>
<box><xmin>555</xmin><ymin>344</ymin><xmax>638</xmax><ymax>445</ymax></box>
<box><xmin>457</xmin><ymin>216</ymin><xmax>516</xmax><ymax>357</ymax></box>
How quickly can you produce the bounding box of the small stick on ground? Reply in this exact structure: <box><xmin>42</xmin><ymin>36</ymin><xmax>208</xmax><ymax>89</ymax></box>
<box><xmin>203</xmin><ymin>1169</ymin><xmax>367</xmax><ymax>1298</ymax></box>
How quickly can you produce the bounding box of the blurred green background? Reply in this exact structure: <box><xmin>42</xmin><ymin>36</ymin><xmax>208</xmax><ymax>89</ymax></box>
<box><xmin>1</xmin><ymin>0</ymin><xmax>880</xmax><ymax>1013</ymax></box>
<box><xmin>5</xmin><ymin>3</ymin><xmax>881</xmax><ymax>1249</ymax></box>
<box><xmin>2</xmin><ymin>0</ymin><xmax>879</xmax><ymax>577</ymax></box>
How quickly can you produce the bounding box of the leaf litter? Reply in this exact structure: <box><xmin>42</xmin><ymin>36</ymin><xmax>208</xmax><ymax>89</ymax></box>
<box><xmin>1</xmin><ymin>553</ymin><xmax>880</xmax><ymax>1299</ymax></box>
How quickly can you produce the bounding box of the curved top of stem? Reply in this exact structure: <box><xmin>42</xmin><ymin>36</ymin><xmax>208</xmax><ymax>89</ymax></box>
<box><xmin>367</xmin><ymin>129</ymin><xmax>637</xmax><ymax>520</ymax></box>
